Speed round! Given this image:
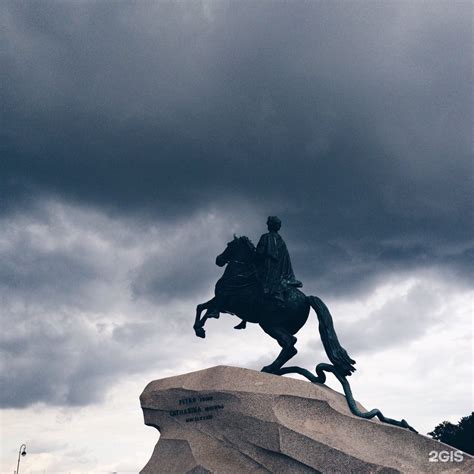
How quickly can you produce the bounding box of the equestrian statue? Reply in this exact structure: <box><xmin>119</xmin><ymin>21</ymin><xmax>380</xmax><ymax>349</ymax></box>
<box><xmin>193</xmin><ymin>216</ymin><xmax>416</xmax><ymax>432</ymax></box>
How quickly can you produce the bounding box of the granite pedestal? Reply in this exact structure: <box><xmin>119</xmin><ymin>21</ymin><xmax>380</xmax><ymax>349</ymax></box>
<box><xmin>140</xmin><ymin>366</ymin><xmax>472</xmax><ymax>473</ymax></box>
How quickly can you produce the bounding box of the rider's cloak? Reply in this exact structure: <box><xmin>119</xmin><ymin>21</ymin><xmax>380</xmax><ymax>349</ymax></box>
<box><xmin>255</xmin><ymin>231</ymin><xmax>297</xmax><ymax>296</ymax></box>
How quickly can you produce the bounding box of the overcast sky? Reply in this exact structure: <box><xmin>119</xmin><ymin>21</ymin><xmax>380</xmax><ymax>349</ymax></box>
<box><xmin>1</xmin><ymin>1</ymin><xmax>472</xmax><ymax>472</ymax></box>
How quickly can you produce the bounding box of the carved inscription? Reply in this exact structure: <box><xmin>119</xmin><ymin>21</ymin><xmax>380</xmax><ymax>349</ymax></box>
<box><xmin>169</xmin><ymin>395</ymin><xmax>225</xmax><ymax>423</ymax></box>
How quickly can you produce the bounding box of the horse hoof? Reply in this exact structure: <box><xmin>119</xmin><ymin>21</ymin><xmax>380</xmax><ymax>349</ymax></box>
<box><xmin>194</xmin><ymin>327</ymin><xmax>206</xmax><ymax>338</ymax></box>
<box><xmin>261</xmin><ymin>365</ymin><xmax>275</xmax><ymax>374</ymax></box>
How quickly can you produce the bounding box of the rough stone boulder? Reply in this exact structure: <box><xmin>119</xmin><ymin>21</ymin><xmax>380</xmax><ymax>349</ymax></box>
<box><xmin>140</xmin><ymin>366</ymin><xmax>472</xmax><ymax>473</ymax></box>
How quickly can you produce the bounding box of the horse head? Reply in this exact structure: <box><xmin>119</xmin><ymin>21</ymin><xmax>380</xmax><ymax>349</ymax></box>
<box><xmin>216</xmin><ymin>235</ymin><xmax>255</xmax><ymax>267</ymax></box>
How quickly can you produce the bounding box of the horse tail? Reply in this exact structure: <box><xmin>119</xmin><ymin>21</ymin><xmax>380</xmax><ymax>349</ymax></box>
<box><xmin>308</xmin><ymin>295</ymin><xmax>356</xmax><ymax>377</ymax></box>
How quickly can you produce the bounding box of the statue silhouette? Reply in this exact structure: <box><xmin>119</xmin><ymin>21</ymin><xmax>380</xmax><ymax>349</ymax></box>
<box><xmin>193</xmin><ymin>216</ymin><xmax>417</xmax><ymax>433</ymax></box>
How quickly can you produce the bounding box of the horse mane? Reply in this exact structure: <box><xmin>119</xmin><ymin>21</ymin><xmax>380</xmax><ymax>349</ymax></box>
<box><xmin>238</xmin><ymin>236</ymin><xmax>256</xmax><ymax>252</ymax></box>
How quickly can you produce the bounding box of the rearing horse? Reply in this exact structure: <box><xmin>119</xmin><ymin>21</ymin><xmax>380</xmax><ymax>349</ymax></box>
<box><xmin>193</xmin><ymin>236</ymin><xmax>417</xmax><ymax>433</ymax></box>
<box><xmin>193</xmin><ymin>236</ymin><xmax>356</xmax><ymax>376</ymax></box>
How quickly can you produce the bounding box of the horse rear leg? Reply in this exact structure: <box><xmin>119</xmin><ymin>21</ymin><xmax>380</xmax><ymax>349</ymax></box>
<box><xmin>260</xmin><ymin>325</ymin><xmax>298</xmax><ymax>374</ymax></box>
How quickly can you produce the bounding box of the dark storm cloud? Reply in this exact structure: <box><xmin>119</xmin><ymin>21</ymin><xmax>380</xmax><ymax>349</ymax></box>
<box><xmin>2</xmin><ymin>0</ymin><xmax>472</xmax><ymax>295</ymax></box>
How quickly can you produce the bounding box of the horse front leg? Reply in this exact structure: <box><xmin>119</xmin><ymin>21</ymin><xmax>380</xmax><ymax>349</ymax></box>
<box><xmin>194</xmin><ymin>298</ymin><xmax>216</xmax><ymax>338</ymax></box>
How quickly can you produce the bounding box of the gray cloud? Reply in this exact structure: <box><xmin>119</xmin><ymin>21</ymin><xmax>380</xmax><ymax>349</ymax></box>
<box><xmin>0</xmin><ymin>305</ymin><xmax>177</xmax><ymax>407</ymax></box>
<box><xmin>339</xmin><ymin>279</ymin><xmax>446</xmax><ymax>354</ymax></box>
<box><xmin>2</xmin><ymin>2</ymin><xmax>471</xmax><ymax>293</ymax></box>
<box><xmin>0</xmin><ymin>1</ymin><xmax>472</xmax><ymax>413</ymax></box>
<box><xmin>0</xmin><ymin>203</ymin><xmax>178</xmax><ymax>408</ymax></box>
<box><xmin>0</xmin><ymin>202</ymin><xmax>261</xmax><ymax>408</ymax></box>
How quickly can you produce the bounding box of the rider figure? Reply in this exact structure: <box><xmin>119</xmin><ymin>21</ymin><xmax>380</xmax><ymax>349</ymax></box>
<box><xmin>234</xmin><ymin>216</ymin><xmax>303</xmax><ymax>330</ymax></box>
<box><xmin>255</xmin><ymin>216</ymin><xmax>302</xmax><ymax>302</ymax></box>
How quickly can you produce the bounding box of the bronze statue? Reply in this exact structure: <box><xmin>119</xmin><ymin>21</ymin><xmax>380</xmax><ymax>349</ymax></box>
<box><xmin>193</xmin><ymin>216</ymin><xmax>416</xmax><ymax>432</ymax></box>
<box><xmin>206</xmin><ymin>216</ymin><xmax>302</xmax><ymax>328</ymax></box>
